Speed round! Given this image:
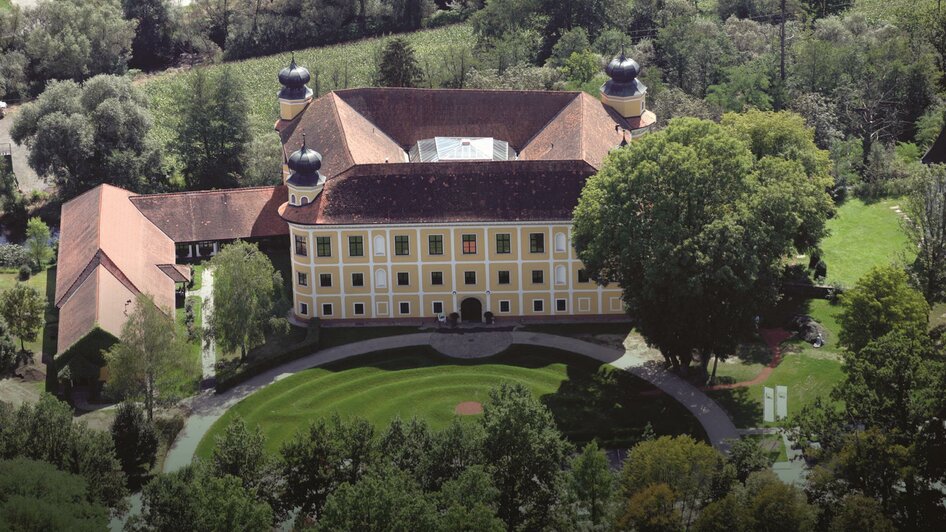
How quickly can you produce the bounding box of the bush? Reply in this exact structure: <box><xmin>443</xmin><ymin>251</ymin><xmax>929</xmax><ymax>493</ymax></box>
<box><xmin>154</xmin><ymin>414</ymin><xmax>185</xmax><ymax>447</ymax></box>
<box><xmin>17</xmin><ymin>265</ymin><xmax>31</xmax><ymax>281</ymax></box>
<box><xmin>0</xmin><ymin>244</ymin><xmax>29</xmax><ymax>268</ymax></box>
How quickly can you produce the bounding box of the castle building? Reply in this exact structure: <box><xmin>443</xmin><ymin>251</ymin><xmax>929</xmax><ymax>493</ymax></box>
<box><xmin>52</xmin><ymin>52</ymin><xmax>654</xmax><ymax>379</ymax></box>
<box><xmin>274</xmin><ymin>52</ymin><xmax>655</xmax><ymax>324</ymax></box>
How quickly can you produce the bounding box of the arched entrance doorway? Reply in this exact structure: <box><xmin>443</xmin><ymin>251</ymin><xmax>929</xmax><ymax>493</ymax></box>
<box><xmin>460</xmin><ymin>298</ymin><xmax>482</xmax><ymax>323</ymax></box>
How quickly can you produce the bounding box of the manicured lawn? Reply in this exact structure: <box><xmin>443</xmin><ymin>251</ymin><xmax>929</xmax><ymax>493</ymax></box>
<box><xmin>176</xmin><ymin>296</ymin><xmax>202</xmax><ymax>372</ymax></box>
<box><xmin>708</xmin><ymin>348</ymin><xmax>843</xmax><ymax>428</ymax></box>
<box><xmin>188</xmin><ymin>263</ymin><xmax>204</xmax><ymax>291</ymax></box>
<box><xmin>819</xmin><ymin>197</ymin><xmax>913</xmax><ymax>288</ymax></box>
<box><xmin>197</xmin><ymin>345</ymin><xmax>707</xmax><ymax>457</ymax></box>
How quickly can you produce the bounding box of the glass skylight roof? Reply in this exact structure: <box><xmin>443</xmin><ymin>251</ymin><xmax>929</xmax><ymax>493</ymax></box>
<box><xmin>409</xmin><ymin>137</ymin><xmax>515</xmax><ymax>163</ymax></box>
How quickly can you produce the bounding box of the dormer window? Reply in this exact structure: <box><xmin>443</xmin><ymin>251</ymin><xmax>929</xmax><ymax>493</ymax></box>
<box><xmin>301</xmin><ymin>197</ymin><xmax>308</xmax><ymax>206</ymax></box>
<box><xmin>290</xmin><ymin>194</ymin><xmax>297</xmax><ymax>205</ymax></box>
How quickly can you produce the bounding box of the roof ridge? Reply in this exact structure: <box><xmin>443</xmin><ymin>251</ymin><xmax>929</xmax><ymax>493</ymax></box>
<box><xmin>519</xmin><ymin>93</ymin><xmax>584</xmax><ymax>154</ymax></box>
<box><xmin>328</xmin><ymin>93</ymin><xmax>357</xmax><ymax>167</ymax></box>
<box><xmin>129</xmin><ymin>185</ymin><xmax>283</xmax><ymax>200</ymax></box>
<box><xmin>333</xmin><ymin>87</ymin><xmax>584</xmax><ymax>97</ymax></box>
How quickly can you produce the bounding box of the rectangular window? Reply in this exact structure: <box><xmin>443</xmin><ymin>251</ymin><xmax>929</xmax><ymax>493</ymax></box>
<box><xmin>399</xmin><ymin>302</ymin><xmax>410</xmax><ymax>315</ymax></box>
<box><xmin>499</xmin><ymin>300</ymin><xmax>511</xmax><ymax>313</ymax></box>
<box><xmin>321</xmin><ymin>303</ymin><xmax>333</xmax><ymax>316</ymax></box>
<box><xmin>529</xmin><ymin>233</ymin><xmax>545</xmax><ymax>253</ymax></box>
<box><xmin>319</xmin><ymin>273</ymin><xmax>332</xmax><ymax>287</ymax></box>
<box><xmin>495</xmin><ymin>233</ymin><xmax>511</xmax><ymax>254</ymax></box>
<box><xmin>297</xmin><ymin>272</ymin><xmax>308</xmax><ymax>286</ymax></box>
<box><xmin>397</xmin><ymin>272</ymin><xmax>410</xmax><ymax>286</ymax></box>
<box><xmin>464</xmin><ymin>271</ymin><xmax>476</xmax><ymax>285</ymax></box>
<box><xmin>428</xmin><ymin>235</ymin><xmax>444</xmax><ymax>255</ymax></box>
<box><xmin>556</xmin><ymin>299</ymin><xmax>567</xmax><ymax>312</ymax></box>
<box><xmin>532</xmin><ymin>270</ymin><xmax>544</xmax><ymax>284</ymax></box>
<box><xmin>351</xmin><ymin>273</ymin><xmax>364</xmax><ymax>287</ymax></box>
<box><xmin>353</xmin><ymin>302</ymin><xmax>365</xmax><ymax>315</ymax></box>
<box><xmin>533</xmin><ymin>299</ymin><xmax>544</xmax><ymax>312</ymax></box>
<box><xmin>578</xmin><ymin>269</ymin><xmax>591</xmax><ymax>283</ymax></box>
<box><xmin>498</xmin><ymin>270</ymin><xmax>510</xmax><ymax>284</ymax></box>
<box><xmin>300</xmin><ymin>302</ymin><xmax>308</xmax><ymax>315</ymax></box>
<box><xmin>316</xmin><ymin>236</ymin><xmax>331</xmax><ymax>257</ymax></box>
<box><xmin>349</xmin><ymin>236</ymin><xmax>364</xmax><ymax>257</ymax></box>
<box><xmin>395</xmin><ymin>235</ymin><xmax>410</xmax><ymax>256</ymax></box>
<box><xmin>462</xmin><ymin>234</ymin><xmax>477</xmax><ymax>254</ymax></box>
<box><xmin>432</xmin><ymin>301</ymin><xmax>444</xmax><ymax>315</ymax></box>
<box><xmin>431</xmin><ymin>271</ymin><xmax>443</xmax><ymax>285</ymax></box>
<box><xmin>294</xmin><ymin>235</ymin><xmax>308</xmax><ymax>257</ymax></box>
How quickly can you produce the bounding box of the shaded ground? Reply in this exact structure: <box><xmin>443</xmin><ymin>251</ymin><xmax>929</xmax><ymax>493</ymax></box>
<box><xmin>196</xmin><ymin>345</ymin><xmax>707</xmax><ymax>457</ymax></box>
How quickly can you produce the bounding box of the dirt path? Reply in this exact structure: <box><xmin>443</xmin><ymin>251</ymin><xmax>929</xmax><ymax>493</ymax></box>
<box><xmin>702</xmin><ymin>328</ymin><xmax>793</xmax><ymax>391</ymax></box>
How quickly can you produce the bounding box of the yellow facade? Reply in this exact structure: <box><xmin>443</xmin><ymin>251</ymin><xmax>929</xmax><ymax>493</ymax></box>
<box><xmin>287</xmin><ymin>222</ymin><xmax>625</xmax><ymax>322</ymax></box>
<box><xmin>599</xmin><ymin>92</ymin><xmax>645</xmax><ymax>119</ymax></box>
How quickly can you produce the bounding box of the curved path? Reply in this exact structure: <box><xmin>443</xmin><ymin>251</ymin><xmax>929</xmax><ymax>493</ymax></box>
<box><xmin>163</xmin><ymin>331</ymin><xmax>737</xmax><ymax>472</ymax></box>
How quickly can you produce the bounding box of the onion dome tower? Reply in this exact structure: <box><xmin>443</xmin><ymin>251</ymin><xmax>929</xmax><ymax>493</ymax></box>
<box><xmin>286</xmin><ymin>133</ymin><xmax>326</xmax><ymax>206</ymax></box>
<box><xmin>278</xmin><ymin>53</ymin><xmax>313</xmax><ymax>121</ymax></box>
<box><xmin>600</xmin><ymin>49</ymin><xmax>655</xmax><ymax>137</ymax></box>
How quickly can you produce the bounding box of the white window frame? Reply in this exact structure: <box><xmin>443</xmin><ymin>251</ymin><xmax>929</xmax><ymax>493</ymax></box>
<box><xmin>373</xmin><ymin>235</ymin><xmax>386</xmax><ymax>256</ymax></box>
<box><xmin>299</xmin><ymin>302</ymin><xmax>308</xmax><ymax>315</ymax></box>
<box><xmin>376</xmin><ymin>301</ymin><xmax>389</xmax><ymax>316</ymax></box>
<box><xmin>578</xmin><ymin>297</ymin><xmax>591</xmax><ymax>313</ymax></box>
<box><xmin>556</xmin><ymin>298</ymin><xmax>567</xmax><ymax>312</ymax></box>
<box><xmin>353</xmin><ymin>302</ymin><xmax>365</xmax><ymax>316</ymax></box>
<box><xmin>398</xmin><ymin>301</ymin><xmax>411</xmax><ymax>315</ymax></box>
<box><xmin>532</xmin><ymin>299</ymin><xmax>544</xmax><ymax>313</ymax></box>
<box><xmin>432</xmin><ymin>301</ymin><xmax>444</xmax><ymax>315</ymax></box>
<box><xmin>499</xmin><ymin>300</ymin><xmax>511</xmax><ymax>313</ymax></box>
<box><xmin>375</xmin><ymin>268</ymin><xmax>387</xmax><ymax>289</ymax></box>
<box><xmin>554</xmin><ymin>232</ymin><xmax>567</xmax><ymax>252</ymax></box>
<box><xmin>321</xmin><ymin>303</ymin><xmax>333</xmax><ymax>316</ymax></box>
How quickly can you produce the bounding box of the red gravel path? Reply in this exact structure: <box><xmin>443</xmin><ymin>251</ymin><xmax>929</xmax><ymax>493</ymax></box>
<box><xmin>455</xmin><ymin>401</ymin><xmax>483</xmax><ymax>415</ymax></box>
<box><xmin>702</xmin><ymin>328</ymin><xmax>793</xmax><ymax>391</ymax></box>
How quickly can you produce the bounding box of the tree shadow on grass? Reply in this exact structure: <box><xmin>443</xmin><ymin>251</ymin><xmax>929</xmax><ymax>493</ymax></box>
<box><xmin>706</xmin><ymin>387</ymin><xmax>763</xmax><ymax>429</ymax></box>
<box><xmin>308</xmin><ymin>345</ymin><xmax>709</xmax><ymax>449</ymax></box>
<box><xmin>541</xmin><ymin>363</ymin><xmax>709</xmax><ymax>449</ymax></box>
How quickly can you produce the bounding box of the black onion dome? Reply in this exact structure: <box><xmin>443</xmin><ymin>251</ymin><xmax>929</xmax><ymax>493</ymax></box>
<box><xmin>287</xmin><ymin>134</ymin><xmax>323</xmax><ymax>187</ymax></box>
<box><xmin>279</xmin><ymin>54</ymin><xmax>311</xmax><ymax>88</ymax></box>
<box><xmin>278</xmin><ymin>53</ymin><xmax>314</xmax><ymax>101</ymax></box>
<box><xmin>605</xmin><ymin>53</ymin><xmax>640</xmax><ymax>83</ymax></box>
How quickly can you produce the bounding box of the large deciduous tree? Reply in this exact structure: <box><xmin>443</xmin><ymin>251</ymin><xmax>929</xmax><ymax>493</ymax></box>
<box><xmin>10</xmin><ymin>75</ymin><xmax>165</xmax><ymax>199</ymax></box>
<box><xmin>123</xmin><ymin>0</ymin><xmax>177</xmax><ymax>71</ymax></box>
<box><xmin>105</xmin><ymin>293</ymin><xmax>192</xmax><ymax>420</ymax></box>
<box><xmin>24</xmin><ymin>217</ymin><xmax>52</xmax><ymax>270</ymax></box>
<box><xmin>836</xmin><ymin>266</ymin><xmax>930</xmax><ymax>354</ymax></box>
<box><xmin>0</xmin><ymin>458</ymin><xmax>109</xmax><ymax>531</ymax></box>
<box><xmin>481</xmin><ymin>382</ymin><xmax>570</xmax><ymax>530</ymax></box>
<box><xmin>906</xmin><ymin>163</ymin><xmax>946</xmax><ymax>303</ymax></box>
<box><xmin>173</xmin><ymin>66</ymin><xmax>249</xmax><ymax>190</ymax></box>
<box><xmin>110</xmin><ymin>401</ymin><xmax>158</xmax><ymax>478</ymax></box>
<box><xmin>208</xmin><ymin>240</ymin><xmax>283</xmax><ymax>361</ymax></box>
<box><xmin>0</xmin><ymin>283</ymin><xmax>44</xmax><ymax>353</ymax></box>
<box><xmin>573</xmin><ymin>116</ymin><xmax>832</xmax><ymax>374</ymax></box>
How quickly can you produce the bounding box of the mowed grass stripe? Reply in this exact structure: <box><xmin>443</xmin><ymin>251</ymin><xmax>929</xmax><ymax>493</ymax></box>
<box><xmin>196</xmin><ymin>346</ymin><xmax>663</xmax><ymax>457</ymax></box>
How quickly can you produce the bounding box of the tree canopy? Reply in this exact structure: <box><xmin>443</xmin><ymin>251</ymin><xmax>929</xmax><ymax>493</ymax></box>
<box><xmin>208</xmin><ymin>240</ymin><xmax>284</xmax><ymax>361</ymax></box>
<box><xmin>105</xmin><ymin>293</ymin><xmax>194</xmax><ymax>420</ymax></box>
<box><xmin>10</xmin><ymin>75</ymin><xmax>165</xmax><ymax>199</ymax></box>
<box><xmin>0</xmin><ymin>458</ymin><xmax>109</xmax><ymax>531</ymax></box>
<box><xmin>573</xmin><ymin>115</ymin><xmax>833</xmax><ymax>373</ymax></box>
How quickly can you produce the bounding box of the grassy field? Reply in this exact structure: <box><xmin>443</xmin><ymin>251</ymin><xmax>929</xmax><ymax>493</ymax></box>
<box><xmin>142</xmin><ymin>24</ymin><xmax>474</xmax><ymax>151</ymax></box>
<box><xmin>0</xmin><ymin>266</ymin><xmax>57</xmax><ymax>358</ymax></box>
<box><xmin>709</xmin><ymin>345</ymin><xmax>843</xmax><ymax>428</ymax></box>
<box><xmin>196</xmin><ymin>345</ymin><xmax>707</xmax><ymax>457</ymax></box>
<box><xmin>0</xmin><ymin>1</ymin><xmax>11</xmax><ymax>12</ymax></box>
<box><xmin>819</xmin><ymin>197</ymin><xmax>913</xmax><ymax>288</ymax></box>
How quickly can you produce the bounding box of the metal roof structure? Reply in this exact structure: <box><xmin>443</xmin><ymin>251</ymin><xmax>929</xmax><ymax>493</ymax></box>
<box><xmin>409</xmin><ymin>137</ymin><xmax>515</xmax><ymax>163</ymax></box>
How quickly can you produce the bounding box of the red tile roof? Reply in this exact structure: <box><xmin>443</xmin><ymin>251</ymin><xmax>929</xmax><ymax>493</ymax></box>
<box><xmin>130</xmin><ymin>186</ymin><xmax>289</xmax><ymax>242</ymax></box>
<box><xmin>277</xmin><ymin>88</ymin><xmax>636</xmax><ymax>226</ymax></box>
<box><xmin>278</xmin><ymin>160</ymin><xmax>595</xmax><ymax>225</ymax></box>
<box><xmin>56</xmin><ymin>185</ymin><xmax>177</xmax><ymax>354</ymax></box>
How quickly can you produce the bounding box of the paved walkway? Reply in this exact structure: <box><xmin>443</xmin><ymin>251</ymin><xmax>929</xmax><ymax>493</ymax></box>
<box><xmin>431</xmin><ymin>330</ymin><xmax>513</xmax><ymax>358</ymax></box>
<box><xmin>188</xmin><ymin>268</ymin><xmax>216</xmax><ymax>388</ymax></box>
<box><xmin>0</xmin><ymin>106</ymin><xmax>43</xmax><ymax>194</ymax></box>
<box><xmin>163</xmin><ymin>331</ymin><xmax>738</xmax><ymax>472</ymax></box>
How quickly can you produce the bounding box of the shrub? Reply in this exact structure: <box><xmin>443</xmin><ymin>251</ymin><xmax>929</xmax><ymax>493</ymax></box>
<box><xmin>17</xmin><ymin>265</ymin><xmax>31</xmax><ymax>281</ymax></box>
<box><xmin>0</xmin><ymin>244</ymin><xmax>29</xmax><ymax>268</ymax></box>
<box><xmin>154</xmin><ymin>414</ymin><xmax>186</xmax><ymax>447</ymax></box>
